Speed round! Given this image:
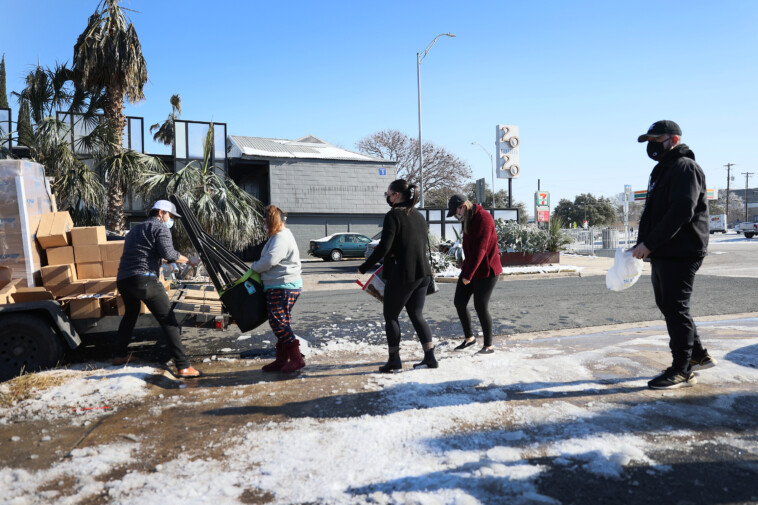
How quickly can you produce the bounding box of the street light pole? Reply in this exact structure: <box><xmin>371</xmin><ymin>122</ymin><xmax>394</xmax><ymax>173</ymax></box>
<box><xmin>471</xmin><ymin>141</ymin><xmax>495</xmax><ymax>208</ymax></box>
<box><xmin>417</xmin><ymin>33</ymin><xmax>455</xmax><ymax>208</ymax></box>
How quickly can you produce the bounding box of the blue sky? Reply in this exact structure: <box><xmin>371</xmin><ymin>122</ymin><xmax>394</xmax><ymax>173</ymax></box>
<box><xmin>2</xmin><ymin>1</ymin><xmax>757</xmax><ymax>213</ymax></box>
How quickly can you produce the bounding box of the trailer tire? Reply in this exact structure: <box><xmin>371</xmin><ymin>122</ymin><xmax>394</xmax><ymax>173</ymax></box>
<box><xmin>745</xmin><ymin>232</ymin><xmax>754</xmax><ymax>239</ymax></box>
<box><xmin>0</xmin><ymin>314</ymin><xmax>64</xmax><ymax>382</ymax></box>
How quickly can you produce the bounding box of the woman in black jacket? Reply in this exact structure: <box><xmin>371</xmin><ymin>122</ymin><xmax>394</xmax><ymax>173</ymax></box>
<box><xmin>359</xmin><ymin>179</ymin><xmax>436</xmax><ymax>372</ymax></box>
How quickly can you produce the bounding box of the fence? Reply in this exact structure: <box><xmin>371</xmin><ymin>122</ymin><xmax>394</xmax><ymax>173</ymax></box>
<box><xmin>563</xmin><ymin>226</ymin><xmax>638</xmax><ymax>255</ymax></box>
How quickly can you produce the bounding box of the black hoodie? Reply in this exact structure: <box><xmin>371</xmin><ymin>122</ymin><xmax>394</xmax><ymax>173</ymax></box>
<box><xmin>637</xmin><ymin>144</ymin><xmax>709</xmax><ymax>259</ymax></box>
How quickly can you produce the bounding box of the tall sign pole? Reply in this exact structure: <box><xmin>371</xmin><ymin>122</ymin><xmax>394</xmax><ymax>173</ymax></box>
<box><xmin>725</xmin><ymin>163</ymin><xmax>735</xmax><ymax>223</ymax></box>
<box><xmin>495</xmin><ymin>125</ymin><xmax>520</xmax><ymax>209</ymax></box>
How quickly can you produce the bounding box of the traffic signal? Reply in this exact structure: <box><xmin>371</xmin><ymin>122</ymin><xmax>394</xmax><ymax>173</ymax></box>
<box><xmin>496</xmin><ymin>124</ymin><xmax>520</xmax><ymax>179</ymax></box>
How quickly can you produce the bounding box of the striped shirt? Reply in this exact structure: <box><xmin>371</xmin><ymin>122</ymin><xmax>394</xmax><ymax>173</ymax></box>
<box><xmin>117</xmin><ymin>217</ymin><xmax>181</xmax><ymax>280</ymax></box>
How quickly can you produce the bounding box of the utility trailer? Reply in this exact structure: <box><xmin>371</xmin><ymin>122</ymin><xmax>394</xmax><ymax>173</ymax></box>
<box><xmin>0</xmin><ymin>283</ymin><xmax>229</xmax><ymax>382</ymax></box>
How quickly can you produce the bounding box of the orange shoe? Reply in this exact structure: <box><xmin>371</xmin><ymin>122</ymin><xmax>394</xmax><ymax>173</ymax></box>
<box><xmin>176</xmin><ymin>365</ymin><xmax>202</xmax><ymax>378</ymax></box>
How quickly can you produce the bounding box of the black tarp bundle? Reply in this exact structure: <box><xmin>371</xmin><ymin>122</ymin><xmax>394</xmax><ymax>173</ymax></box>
<box><xmin>170</xmin><ymin>196</ymin><xmax>267</xmax><ymax>331</ymax></box>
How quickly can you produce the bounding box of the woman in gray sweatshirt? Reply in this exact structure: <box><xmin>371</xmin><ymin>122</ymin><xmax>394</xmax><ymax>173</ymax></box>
<box><xmin>251</xmin><ymin>205</ymin><xmax>304</xmax><ymax>372</ymax></box>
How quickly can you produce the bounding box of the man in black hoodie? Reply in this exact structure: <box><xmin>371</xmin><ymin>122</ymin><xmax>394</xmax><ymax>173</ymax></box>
<box><xmin>631</xmin><ymin>120</ymin><xmax>715</xmax><ymax>390</ymax></box>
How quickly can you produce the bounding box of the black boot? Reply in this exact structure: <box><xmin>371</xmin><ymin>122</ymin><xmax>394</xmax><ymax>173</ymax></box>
<box><xmin>378</xmin><ymin>352</ymin><xmax>402</xmax><ymax>373</ymax></box>
<box><xmin>413</xmin><ymin>348</ymin><xmax>439</xmax><ymax>369</ymax></box>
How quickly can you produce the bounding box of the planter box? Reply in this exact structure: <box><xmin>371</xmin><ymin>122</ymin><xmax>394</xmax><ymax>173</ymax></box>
<box><xmin>500</xmin><ymin>252</ymin><xmax>560</xmax><ymax>266</ymax></box>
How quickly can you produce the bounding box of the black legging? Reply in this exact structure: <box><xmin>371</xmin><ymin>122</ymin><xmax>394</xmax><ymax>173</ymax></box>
<box><xmin>454</xmin><ymin>275</ymin><xmax>498</xmax><ymax>347</ymax></box>
<box><xmin>383</xmin><ymin>274</ymin><xmax>433</xmax><ymax>352</ymax></box>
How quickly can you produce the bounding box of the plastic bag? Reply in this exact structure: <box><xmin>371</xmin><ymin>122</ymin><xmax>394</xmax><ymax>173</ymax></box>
<box><xmin>605</xmin><ymin>247</ymin><xmax>644</xmax><ymax>291</ymax></box>
<box><xmin>356</xmin><ymin>265</ymin><xmax>385</xmax><ymax>302</ymax></box>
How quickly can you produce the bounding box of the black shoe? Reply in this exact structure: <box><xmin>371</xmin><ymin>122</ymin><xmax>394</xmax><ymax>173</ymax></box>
<box><xmin>378</xmin><ymin>352</ymin><xmax>402</xmax><ymax>373</ymax></box>
<box><xmin>413</xmin><ymin>349</ymin><xmax>439</xmax><ymax>369</ymax></box>
<box><xmin>476</xmin><ymin>347</ymin><xmax>494</xmax><ymax>355</ymax></box>
<box><xmin>690</xmin><ymin>353</ymin><xmax>717</xmax><ymax>371</ymax></box>
<box><xmin>454</xmin><ymin>339</ymin><xmax>476</xmax><ymax>351</ymax></box>
<box><xmin>648</xmin><ymin>368</ymin><xmax>697</xmax><ymax>390</ymax></box>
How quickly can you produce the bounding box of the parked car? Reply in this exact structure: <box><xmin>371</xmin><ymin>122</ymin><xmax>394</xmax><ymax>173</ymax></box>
<box><xmin>308</xmin><ymin>233</ymin><xmax>373</xmax><ymax>261</ymax></box>
<box><xmin>364</xmin><ymin>231</ymin><xmax>383</xmax><ymax>262</ymax></box>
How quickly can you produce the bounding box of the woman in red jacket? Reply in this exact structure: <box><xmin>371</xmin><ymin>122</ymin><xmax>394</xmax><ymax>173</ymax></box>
<box><xmin>447</xmin><ymin>194</ymin><xmax>503</xmax><ymax>354</ymax></box>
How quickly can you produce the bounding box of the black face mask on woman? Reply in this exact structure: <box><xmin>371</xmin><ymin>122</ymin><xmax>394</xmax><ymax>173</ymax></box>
<box><xmin>646</xmin><ymin>138</ymin><xmax>670</xmax><ymax>161</ymax></box>
<box><xmin>386</xmin><ymin>195</ymin><xmax>393</xmax><ymax>206</ymax></box>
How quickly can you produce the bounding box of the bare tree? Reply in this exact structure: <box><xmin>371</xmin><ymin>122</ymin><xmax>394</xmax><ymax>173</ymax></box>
<box><xmin>356</xmin><ymin>129</ymin><xmax>472</xmax><ymax>196</ymax></box>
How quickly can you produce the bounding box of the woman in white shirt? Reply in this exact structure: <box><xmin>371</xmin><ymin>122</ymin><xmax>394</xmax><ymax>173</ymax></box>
<box><xmin>251</xmin><ymin>205</ymin><xmax>304</xmax><ymax>372</ymax></box>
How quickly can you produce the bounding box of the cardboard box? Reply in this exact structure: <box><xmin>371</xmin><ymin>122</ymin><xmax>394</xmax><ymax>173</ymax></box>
<box><xmin>47</xmin><ymin>281</ymin><xmax>86</xmax><ymax>298</ymax></box>
<box><xmin>11</xmin><ymin>287</ymin><xmax>54</xmax><ymax>303</ymax></box>
<box><xmin>71</xmin><ymin>226</ymin><xmax>107</xmax><ymax>246</ymax></box>
<box><xmin>76</xmin><ymin>262</ymin><xmax>103</xmax><ymax>280</ymax></box>
<box><xmin>74</xmin><ymin>245</ymin><xmax>101</xmax><ymax>263</ymax></box>
<box><xmin>40</xmin><ymin>264</ymin><xmax>77</xmax><ymax>286</ymax></box>
<box><xmin>116</xmin><ymin>295</ymin><xmax>150</xmax><ymax>315</ymax></box>
<box><xmin>84</xmin><ymin>278</ymin><xmax>117</xmax><ymax>294</ymax></box>
<box><xmin>100</xmin><ymin>242</ymin><xmax>124</xmax><ymax>262</ymax></box>
<box><xmin>0</xmin><ymin>278</ymin><xmax>23</xmax><ymax>304</ymax></box>
<box><xmin>68</xmin><ymin>297</ymin><xmax>102</xmax><ymax>319</ymax></box>
<box><xmin>46</xmin><ymin>246</ymin><xmax>75</xmax><ymax>266</ymax></box>
<box><xmin>102</xmin><ymin>260</ymin><xmax>120</xmax><ymax>278</ymax></box>
<box><xmin>36</xmin><ymin>211</ymin><xmax>74</xmax><ymax>249</ymax></box>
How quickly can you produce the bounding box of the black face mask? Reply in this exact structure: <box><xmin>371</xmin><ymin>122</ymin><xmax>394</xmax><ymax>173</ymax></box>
<box><xmin>386</xmin><ymin>195</ymin><xmax>393</xmax><ymax>206</ymax></box>
<box><xmin>646</xmin><ymin>139</ymin><xmax>669</xmax><ymax>161</ymax></box>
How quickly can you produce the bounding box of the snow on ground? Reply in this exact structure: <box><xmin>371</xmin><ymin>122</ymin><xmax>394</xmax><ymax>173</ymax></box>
<box><xmin>2</xmin><ymin>320</ymin><xmax>758</xmax><ymax>504</ymax></box>
<box><xmin>0</xmin><ymin>364</ymin><xmax>153</xmax><ymax>423</ymax></box>
<box><xmin>437</xmin><ymin>264</ymin><xmax>583</xmax><ymax>278</ymax></box>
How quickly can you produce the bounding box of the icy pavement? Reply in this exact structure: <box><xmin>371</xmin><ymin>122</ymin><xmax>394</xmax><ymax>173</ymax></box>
<box><xmin>1</xmin><ymin>317</ymin><xmax>757</xmax><ymax>504</ymax></box>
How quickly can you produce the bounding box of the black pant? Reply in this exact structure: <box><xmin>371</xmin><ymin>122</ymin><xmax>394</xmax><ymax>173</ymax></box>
<box><xmin>383</xmin><ymin>274</ymin><xmax>432</xmax><ymax>352</ymax></box>
<box><xmin>650</xmin><ymin>258</ymin><xmax>706</xmax><ymax>372</ymax></box>
<box><xmin>116</xmin><ymin>275</ymin><xmax>189</xmax><ymax>369</ymax></box>
<box><xmin>454</xmin><ymin>275</ymin><xmax>498</xmax><ymax>347</ymax></box>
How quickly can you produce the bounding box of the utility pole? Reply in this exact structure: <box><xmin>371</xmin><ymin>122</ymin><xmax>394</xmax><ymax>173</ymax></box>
<box><xmin>725</xmin><ymin>163</ymin><xmax>735</xmax><ymax>222</ymax></box>
<box><xmin>742</xmin><ymin>172</ymin><xmax>754</xmax><ymax>222</ymax></box>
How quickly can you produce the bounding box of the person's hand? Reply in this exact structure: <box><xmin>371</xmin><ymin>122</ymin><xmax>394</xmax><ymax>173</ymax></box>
<box><xmin>462</xmin><ymin>278</ymin><xmax>471</xmax><ymax>285</ymax></box>
<box><xmin>630</xmin><ymin>243</ymin><xmax>651</xmax><ymax>260</ymax></box>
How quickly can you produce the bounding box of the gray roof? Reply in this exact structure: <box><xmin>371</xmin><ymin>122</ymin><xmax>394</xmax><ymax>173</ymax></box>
<box><xmin>228</xmin><ymin>135</ymin><xmax>391</xmax><ymax>163</ymax></box>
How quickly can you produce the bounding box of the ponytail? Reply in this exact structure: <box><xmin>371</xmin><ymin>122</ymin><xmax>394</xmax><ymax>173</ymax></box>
<box><xmin>388</xmin><ymin>179</ymin><xmax>419</xmax><ymax>215</ymax></box>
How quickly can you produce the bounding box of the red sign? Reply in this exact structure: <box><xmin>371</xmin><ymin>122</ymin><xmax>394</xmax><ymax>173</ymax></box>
<box><xmin>537</xmin><ymin>210</ymin><xmax>550</xmax><ymax>222</ymax></box>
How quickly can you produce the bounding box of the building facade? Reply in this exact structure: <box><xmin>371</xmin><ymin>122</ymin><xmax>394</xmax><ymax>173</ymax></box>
<box><xmin>227</xmin><ymin>135</ymin><xmax>396</xmax><ymax>257</ymax></box>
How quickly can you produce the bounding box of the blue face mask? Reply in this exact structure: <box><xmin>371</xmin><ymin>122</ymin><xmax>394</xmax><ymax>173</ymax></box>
<box><xmin>165</xmin><ymin>218</ymin><xmax>174</xmax><ymax>229</ymax></box>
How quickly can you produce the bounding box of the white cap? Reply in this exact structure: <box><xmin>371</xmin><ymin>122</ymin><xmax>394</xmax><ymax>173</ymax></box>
<box><xmin>151</xmin><ymin>200</ymin><xmax>181</xmax><ymax>217</ymax></box>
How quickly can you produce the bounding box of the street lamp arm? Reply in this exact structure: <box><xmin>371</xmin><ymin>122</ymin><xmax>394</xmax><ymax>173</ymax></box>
<box><xmin>418</xmin><ymin>33</ymin><xmax>456</xmax><ymax>63</ymax></box>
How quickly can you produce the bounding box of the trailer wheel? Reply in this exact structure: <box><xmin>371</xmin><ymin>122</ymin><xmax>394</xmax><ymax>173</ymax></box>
<box><xmin>0</xmin><ymin>314</ymin><xmax>64</xmax><ymax>382</ymax></box>
<box><xmin>745</xmin><ymin>232</ymin><xmax>754</xmax><ymax>239</ymax></box>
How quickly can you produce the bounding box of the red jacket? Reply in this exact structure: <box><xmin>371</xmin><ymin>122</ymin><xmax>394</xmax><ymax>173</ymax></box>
<box><xmin>461</xmin><ymin>205</ymin><xmax>502</xmax><ymax>280</ymax></box>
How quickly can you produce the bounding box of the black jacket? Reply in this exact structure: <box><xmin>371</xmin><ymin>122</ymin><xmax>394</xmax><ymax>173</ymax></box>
<box><xmin>359</xmin><ymin>204</ymin><xmax>432</xmax><ymax>284</ymax></box>
<box><xmin>637</xmin><ymin>144</ymin><xmax>709</xmax><ymax>259</ymax></box>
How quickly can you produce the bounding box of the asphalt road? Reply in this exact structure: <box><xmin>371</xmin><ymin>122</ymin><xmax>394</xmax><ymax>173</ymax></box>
<box><xmin>172</xmin><ymin>273</ymin><xmax>758</xmax><ymax>360</ymax></box>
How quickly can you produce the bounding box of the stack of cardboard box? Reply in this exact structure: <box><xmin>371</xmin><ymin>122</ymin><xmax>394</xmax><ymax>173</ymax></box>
<box><xmin>1</xmin><ymin>209</ymin><xmax>173</xmax><ymax>318</ymax></box>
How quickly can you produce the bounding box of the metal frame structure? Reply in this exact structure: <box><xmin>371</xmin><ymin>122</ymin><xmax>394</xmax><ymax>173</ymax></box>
<box><xmin>173</xmin><ymin>119</ymin><xmax>227</xmax><ymax>174</ymax></box>
<box><xmin>0</xmin><ymin>107</ymin><xmax>11</xmax><ymax>150</ymax></box>
<box><xmin>420</xmin><ymin>207</ymin><xmax>520</xmax><ymax>241</ymax></box>
<box><xmin>55</xmin><ymin>111</ymin><xmax>145</xmax><ymax>154</ymax></box>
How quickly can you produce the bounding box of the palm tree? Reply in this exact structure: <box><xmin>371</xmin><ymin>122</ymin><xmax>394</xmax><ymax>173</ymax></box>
<box><xmin>150</xmin><ymin>94</ymin><xmax>181</xmax><ymax>147</ymax></box>
<box><xmin>13</xmin><ymin>64</ymin><xmax>108</xmax><ymax>224</ymax></box>
<box><xmin>73</xmin><ymin>0</ymin><xmax>148</xmax><ymax>233</ymax></box>
<box><xmin>142</xmin><ymin>124</ymin><xmax>265</xmax><ymax>251</ymax></box>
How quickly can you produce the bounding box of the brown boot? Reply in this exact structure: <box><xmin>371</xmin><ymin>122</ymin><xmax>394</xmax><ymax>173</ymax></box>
<box><xmin>262</xmin><ymin>342</ymin><xmax>287</xmax><ymax>372</ymax></box>
<box><xmin>280</xmin><ymin>340</ymin><xmax>305</xmax><ymax>373</ymax></box>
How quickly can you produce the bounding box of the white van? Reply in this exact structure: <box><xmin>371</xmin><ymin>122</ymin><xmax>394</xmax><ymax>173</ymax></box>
<box><xmin>709</xmin><ymin>214</ymin><xmax>727</xmax><ymax>234</ymax></box>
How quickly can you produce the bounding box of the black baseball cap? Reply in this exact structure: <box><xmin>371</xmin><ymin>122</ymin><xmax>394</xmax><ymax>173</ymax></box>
<box><xmin>447</xmin><ymin>193</ymin><xmax>468</xmax><ymax>217</ymax></box>
<box><xmin>637</xmin><ymin>120</ymin><xmax>682</xmax><ymax>142</ymax></box>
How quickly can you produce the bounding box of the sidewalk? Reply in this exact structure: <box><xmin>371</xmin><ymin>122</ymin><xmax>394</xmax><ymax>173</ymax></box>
<box><xmin>1</xmin><ymin>316</ymin><xmax>757</xmax><ymax>504</ymax></box>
